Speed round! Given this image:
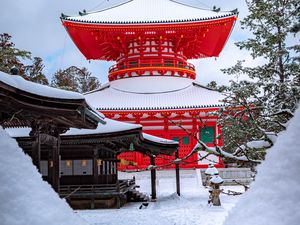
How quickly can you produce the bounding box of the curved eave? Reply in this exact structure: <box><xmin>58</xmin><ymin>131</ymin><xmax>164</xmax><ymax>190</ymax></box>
<box><xmin>96</xmin><ymin>104</ymin><xmax>224</xmax><ymax>111</ymax></box>
<box><xmin>61</xmin><ymin>127</ymin><xmax>141</xmax><ymax>140</ymax></box>
<box><xmin>61</xmin><ymin>12</ymin><xmax>237</xmax><ymax>25</ymax></box>
<box><xmin>62</xmin><ymin>15</ymin><xmax>237</xmax><ymax>61</ymax></box>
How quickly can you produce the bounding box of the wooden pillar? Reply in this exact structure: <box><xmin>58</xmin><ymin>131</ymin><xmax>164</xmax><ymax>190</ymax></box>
<box><xmin>32</xmin><ymin>133</ymin><xmax>41</xmax><ymax>171</ymax></box>
<box><xmin>175</xmin><ymin>150</ymin><xmax>180</xmax><ymax>196</ymax></box>
<box><xmin>48</xmin><ymin>136</ymin><xmax>60</xmax><ymax>193</ymax></box>
<box><xmin>91</xmin><ymin>198</ymin><xmax>95</xmax><ymax>209</ymax></box>
<box><xmin>54</xmin><ymin>136</ymin><xmax>60</xmax><ymax>193</ymax></box>
<box><xmin>93</xmin><ymin>147</ymin><xmax>99</xmax><ymax>184</ymax></box>
<box><xmin>116</xmin><ymin>181</ymin><xmax>121</xmax><ymax>209</ymax></box>
<box><xmin>150</xmin><ymin>155</ymin><xmax>156</xmax><ymax>201</ymax></box>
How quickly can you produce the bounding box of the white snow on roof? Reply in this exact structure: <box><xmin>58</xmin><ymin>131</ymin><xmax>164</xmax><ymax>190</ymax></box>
<box><xmin>85</xmin><ymin>76</ymin><xmax>225</xmax><ymax>110</ymax></box>
<box><xmin>143</xmin><ymin>133</ymin><xmax>178</xmax><ymax>145</ymax></box>
<box><xmin>0</xmin><ymin>127</ymin><xmax>85</xmax><ymax>225</ymax></box>
<box><xmin>6</xmin><ymin>118</ymin><xmax>141</xmax><ymax>138</ymax></box>
<box><xmin>223</xmin><ymin>107</ymin><xmax>300</xmax><ymax>225</ymax></box>
<box><xmin>6</xmin><ymin>121</ymin><xmax>178</xmax><ymax>145</ymax></box>
<box><xmin>66</xmin><ymin>0</ymin><xmax>235</xmax><ymax>24</ymax></box>
<box><xmin>0</xmin><ymin>71</ymin><xmax>83</xmax><ymax>100</ymax></box>
<box><xmin>65</xmin><ymin>118</ymin><xmax>141</xmax><ymax>136</ymax></box>
<box><xmin>111</xmin><ymin>76</ymin><xmax>193</xmax><ymax>94</ymax></box>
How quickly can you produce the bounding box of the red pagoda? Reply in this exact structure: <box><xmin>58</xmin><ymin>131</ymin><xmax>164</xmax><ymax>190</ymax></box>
<box><xmin>61</xmin><ymin>0</ymin><xmax>238</xmax><ymax>169</ymax></box>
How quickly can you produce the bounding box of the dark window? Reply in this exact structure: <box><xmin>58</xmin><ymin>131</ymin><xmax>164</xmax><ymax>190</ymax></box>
<box><xmin>200</xmin><ymin>127</ymin><xmax>215</xmax><ymax>143</ymax></box>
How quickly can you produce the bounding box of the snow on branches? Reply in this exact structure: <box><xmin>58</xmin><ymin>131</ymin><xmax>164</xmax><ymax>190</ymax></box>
<box><xmin>217</xmin><ymin>0</ymin><xmax>300</xmax><ymax>164</ymax></box>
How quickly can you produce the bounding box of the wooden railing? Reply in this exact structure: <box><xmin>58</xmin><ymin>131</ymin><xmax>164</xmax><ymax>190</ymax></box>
<box><xmin>60</xmin><ymin>179</ymin><xmax>136</xmax><ymax>198</ymax></box>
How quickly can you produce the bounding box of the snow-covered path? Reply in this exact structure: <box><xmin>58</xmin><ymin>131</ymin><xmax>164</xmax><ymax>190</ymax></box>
<box><xmin>77</xmin><ymin>170</ymin><xmax>242</xmax><ymax>225</ymax></box>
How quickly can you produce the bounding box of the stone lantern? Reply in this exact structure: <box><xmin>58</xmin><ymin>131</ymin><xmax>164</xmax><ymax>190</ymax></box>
<box><xmin>204</xmin><ymin>163</ymin><xmax>219</xmax><ymax>186</ymax></box>
<box><xmin>208</xmin><ymin>175</ymin><xmax>224</xmax><ymax>206</ymax></box>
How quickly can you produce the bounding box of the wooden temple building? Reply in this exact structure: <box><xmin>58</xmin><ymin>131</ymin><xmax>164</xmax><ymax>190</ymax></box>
<box><xmin>0</xmin><ymin>70</ymin><xmax>179</xmax><ymax>208</ymax></box>
<box><xmin>0</xmin><ymin>69</ymin><xmax>104</xmax><ymax>193</ymax></box>
<box><xmin>61</xmin><ymin>0</ymin><xmax>238</xmax><ymax>169</ymax></box>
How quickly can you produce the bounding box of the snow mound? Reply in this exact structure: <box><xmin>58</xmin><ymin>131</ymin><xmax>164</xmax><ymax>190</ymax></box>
<box><xmin>0</xmin><ymin>127</ymin><xmax>85</xmax><ymax>225</ymax></box>
<box><xmin>223</xmin><ymin>108</ymin><xmax>300</xmax><ymax>225</ymax></box>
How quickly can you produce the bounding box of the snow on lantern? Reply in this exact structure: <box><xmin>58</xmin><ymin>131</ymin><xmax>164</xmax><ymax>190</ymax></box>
<box><xmin>204</xmin><ymin>163</ymin><xmax>219</xmax><ymax>186</ymax></box>
<box><xmin>208</xmin><ymin>175</ymin><xmax>224</xmax><ymax>206</ymax></box>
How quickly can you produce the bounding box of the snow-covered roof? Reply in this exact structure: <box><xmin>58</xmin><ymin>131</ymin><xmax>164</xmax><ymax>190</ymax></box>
<box><xmin>65</xmin><ymin>118</ymin><xmax>141</xmax><ymax>136</ymax></box>
<box><xmin>143</xmin><ymin>133</ymin><xmax>178</xmax><ymax>145</ymax></box>
<box><xmin>6</xmin><ymin>120</ymin><xmax>178</xmax><ymax>146</ymax></box>
<box><xmin>6</xmin><ymin>118</ymin><xmax>141</xmax><ymax>138</ymax></box>
<box><xmin>64</xmin><ymin>0</ymin><xmax>236</xmax><ymax>25</ymax></box>
<box><xmin>85</xmin><ymin>76</ymin><xmax>225</xmax><ymax>110</ymax></box>
<box><xmin>0</xmin><ymin>71</ymin><xmax>83</xmax><ymax>100</ymax></box>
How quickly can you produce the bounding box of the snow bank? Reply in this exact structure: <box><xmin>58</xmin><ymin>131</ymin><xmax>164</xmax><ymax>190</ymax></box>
<box><xmin>223</xmin><ymin>108</ymin><xmax>300</xmax><ymax>225</ymax></box>
<box><xmin>0</xmin><ymin>127</ymin><xmax>85</xmax><ymax>225</ymax></box>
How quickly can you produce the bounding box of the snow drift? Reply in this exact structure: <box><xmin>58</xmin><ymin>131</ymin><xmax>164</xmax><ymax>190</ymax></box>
<box><xmin>223</xmin><ymin>108</ymin><xmax>300</xmax><ymax>225</ymax></box>
<box><xmin>0</xmin><ymin>127</ymin><xmax>85</xmax><ymax>225</ymax></box>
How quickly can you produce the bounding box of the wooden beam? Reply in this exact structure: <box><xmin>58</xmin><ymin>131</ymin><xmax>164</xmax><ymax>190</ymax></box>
<box><xmin>48</xmin><ymin>136</ymin><xmax>60</xmax><ymax>193</ymax></box>
<box><xmin>31</xmin><ymin>133</ymin><xmax>41</xmax><ymax>172</ymax></box>
<box><xmin>150</xmin><ymin>155</ymin><xmax>156</xmax><ymax>201</ymax></box>
<box><xmin>175</xmin><ymin>150</ymin><xmax>180</xmax><ymax>196</ymax></box>
<box><xmin>93</xmin><ymin>147</ymin><xmax>99</xmax><ymax>184</ymax></box>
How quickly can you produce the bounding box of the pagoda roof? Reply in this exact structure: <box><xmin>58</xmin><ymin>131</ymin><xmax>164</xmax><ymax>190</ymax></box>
<box><xmin>84</xmin><ymin>76</ymin><xmax>225</xmax><ymax>111</ymax></box>
<box><xmin>63</xmin><ymin>0</ymin><xmax>236</xmax><ymax>25</ymax></box>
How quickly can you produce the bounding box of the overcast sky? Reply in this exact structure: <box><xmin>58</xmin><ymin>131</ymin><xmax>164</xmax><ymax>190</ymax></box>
<box><xmin>0</xmin><ymin>0</ymin><xmax>261</xmax><ymax>85</ymax></box>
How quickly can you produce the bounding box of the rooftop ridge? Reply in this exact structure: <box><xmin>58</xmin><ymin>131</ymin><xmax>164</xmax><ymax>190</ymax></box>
<box><xmin>85</xmin><ymin>0</ymin><xmax>133</xmax><ymax>16</ymax></box>
<box><xmin>61</xmin><ymin>0</ymin><xmax>238</xmax><ymax>25</ymax></box>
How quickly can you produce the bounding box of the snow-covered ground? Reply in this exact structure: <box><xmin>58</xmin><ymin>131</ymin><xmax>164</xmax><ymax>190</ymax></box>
<box><xmin>77</xmin><ymin>170</ymin><xmax>243</xmax><ymax>225</ymax></box>
<box><xmin>223</xmin><ymin>108</ymin><xmax>300</xmax><ymax>225</ymax></box>
<box><xmin>0</xmin><ymin>127</ymin><xmax>85</xmax><ymax>225</ymax></box>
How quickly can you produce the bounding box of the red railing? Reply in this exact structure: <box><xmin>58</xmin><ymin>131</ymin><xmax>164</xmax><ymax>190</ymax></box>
<box><xmin>108</xmin><ymin>58</ymin><xmax>196</xmax><ymax>81</ymax></box>
<box><xmin>109</xmin><ymin>59</ymin><xmax>195</xmax><ymax>73</ymax></box>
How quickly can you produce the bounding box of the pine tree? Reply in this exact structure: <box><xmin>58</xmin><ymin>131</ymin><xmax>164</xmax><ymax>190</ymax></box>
<box><xmin>77</xmin><ymin>67</ymin><xmax>101</xmax><ymax>93</ymax></box>
<box><xmin>218</xmin><ymin>0</ymin><xmax>300</xmax><ymax>162</ymax></box>
<box><xmin>206</xmin><ymin>81</ymin><xmax>227</xmax><ymax>92</ymax></box>
<box><xmin>51</xmin><ymin>66</ymin><xmax>100</xmax><ymax>93</ymax></box>
<box><xmin>0</xmin><ymin>33</ymin><xmax>31</xmax><ymax>77</ymax></box>
<box><xmin>51</xmin><ymin>67</ymin><xmax>77</xmax><ymax>92</ymax></box>
<box><xmin>25</xmin><ymin>57</ymin><xmax>49</xmax><ymax>85</ymax></box>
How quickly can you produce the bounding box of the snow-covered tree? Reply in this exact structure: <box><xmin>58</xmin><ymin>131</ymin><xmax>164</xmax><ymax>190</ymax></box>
<box><xmin>0</xmin><ymin>33</ymin><xmax>49</xmax><ymax>85</ymax></box>
<box><xmin>25</xmin><ymin>57</ymin><xmax>48</xmax><ymax>85</ymax></box>
<box><xmin>77</xmin><ymin>67</ymin><xmax>101</xmax><ymax>93</ymax></box>
<box><xmin>206</xmin><ymin>81</ymin><xmax>227</xmax><ymax>92</ymax></box>
<box><xmin>217</xmin><ymin>0</ymin><xmax>300</xmax><ymax>163</ymax></box>
<box><xmin>0</xmin><ymin>33</ymin><xmax>31</xmax><ymax>77</ymax></box>
<box><xmin>51</xmin><ymin>66</ymin><xmax>100</xmax><ymax>93</ymax></box>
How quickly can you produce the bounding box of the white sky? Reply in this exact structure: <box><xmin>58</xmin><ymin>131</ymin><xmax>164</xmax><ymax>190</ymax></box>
<box><xmin>0</xmin><ymin>0</ymin><xmax>259</xmax><ymax>85</ymax></box>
